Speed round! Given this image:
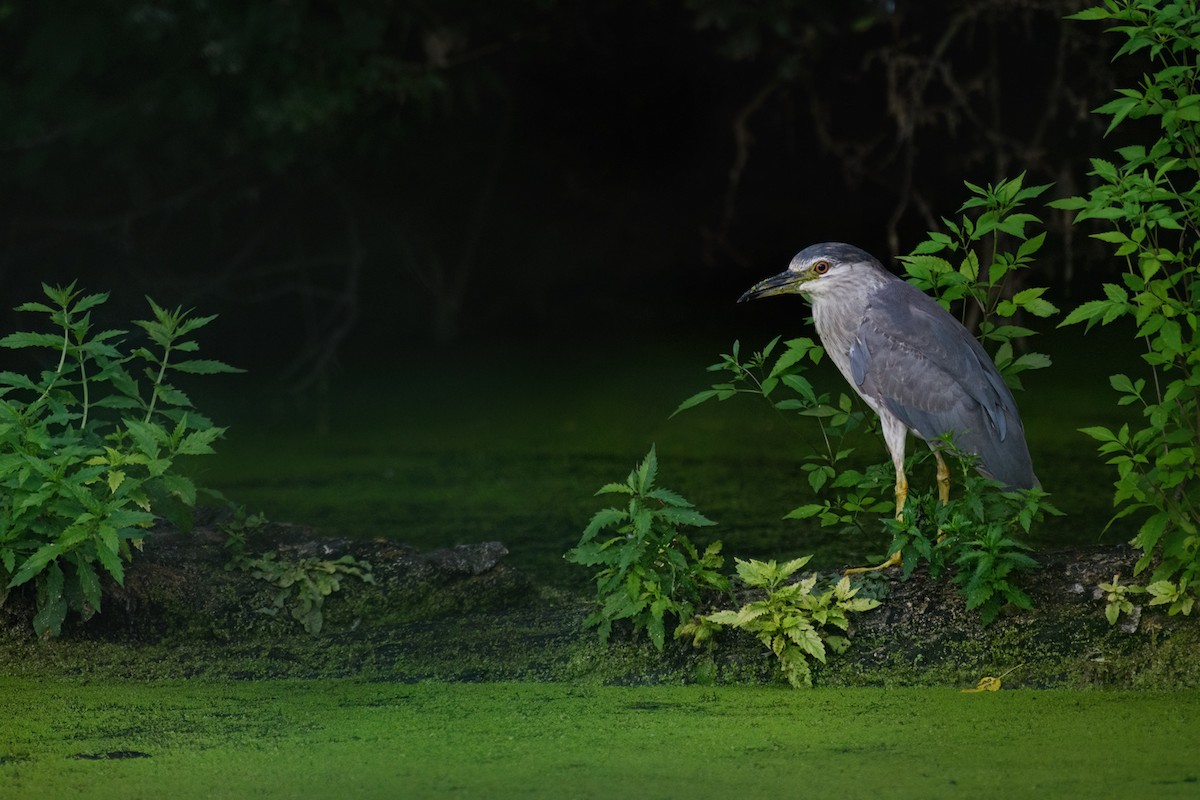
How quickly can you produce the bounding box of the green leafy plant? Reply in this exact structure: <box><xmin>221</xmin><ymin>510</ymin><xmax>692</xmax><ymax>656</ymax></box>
<box><xmin>565</xmin><ymin>446</ymin><xmax>729</xmax><ymax>651</ymax></box>
<box><xmin>218</xmin><ymin>504</ymin><xmax>269</xmax><ymax>569</ymax></box>
<box><xmin>882</xmin><ymin>444</ymin><xmax>1058</xmax><ymax>625</ymax></box>
<box><xmin>680</xmin><ymin>556</ymin><xmax>880</xmax><ymax>688</ymax></box>
<box><xmin>246</xmin><ymin>552</ymin><xmax>374</xmax><ymax>636</ymax></box>
<box><xmin>218</xmin><ymin>506</ymin><xmax>373</xmax><ymax>636</ymax></box>
<box><xmin>1099</xmin><ymin>574</ymin><xmax>1147</xmax><ymax>626</ymax></box>
<box><xmin>1050</xmin><ymin>0</ymin><xmax>1200</xmax><ymax>621</ymax></box>
<box><xmin>0</xmin><ymin>283</ymin><xmax>240</xmax><ymax>636</ymax></box>
<box><xmin>900</xmin><ymin>172</ymin><xmax>1059</xmax><ymax>389</ymax></box>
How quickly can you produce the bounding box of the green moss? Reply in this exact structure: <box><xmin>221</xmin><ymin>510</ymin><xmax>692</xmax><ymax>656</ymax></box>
<box><xmin>2</xmin><ymin>679</ymin><xmax>1198</xmax><ymax>799</ymax></box>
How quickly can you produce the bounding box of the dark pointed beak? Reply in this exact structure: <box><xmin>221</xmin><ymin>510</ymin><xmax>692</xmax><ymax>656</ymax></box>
<box><xmin>738</xmin><ymin>270</ymin><xmax>803</xmax><ymax>303</ymax></box>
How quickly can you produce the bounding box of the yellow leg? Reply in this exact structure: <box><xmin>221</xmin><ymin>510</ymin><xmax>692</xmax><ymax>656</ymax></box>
<box><xmin>934</xmin><ymin>450</ymin><xmax>950</xmax><ymax>540</ymax></box>
<box><xmin>843</xmin><ymin>464</ymin><xmax>906</xmax><ymax>575</ymax></box>
<box><xmin>935</xmin><ymin>450</ymin><xmax>950</xmax><ymax>506</ymax></box>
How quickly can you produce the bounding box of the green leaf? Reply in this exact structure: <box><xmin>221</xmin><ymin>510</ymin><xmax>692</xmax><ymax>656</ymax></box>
<box><xmin>704</xmin><ymin>609</ymin><xmax>746</xmax><ymax>626</ymax></box>
<box><xmin>1012</xmin><ymin>287</ymin><xmax>1058</xmax><ymax>318</ymax></box>
<box><xmin>170</xmin><ymin>359</ymin><xmax>244</xmax><ymax>375</ymax></box>
<box><xmin>153</xmin><ymin>383</ymin><xmax>193</xmax><ymax>408</ymax></box>
<box><xmin>1109</xmin><ymin>374</ymin><xmax>1138</xmax><ymax>395</ymax></box>
<box><xmin>1065</xmin><ymin>6</ymin><xmax>1113</xmax><ymax>20</ymax></box>
<box><xmin>32</xmin><ymin>562</ymin><xmax>68</xmax><ymax>637</ymax></box>
<box><xmin>1016</xmin><ymin>231</ymin><xmax>1047</xmax><ymax>258</ymax></box>
<box><xmin>578</xmin><ymin>508</ymin><xmax>628</xmax><ymax>544</ymax></box>
<box><xmin>778</xmin><ymin>555</ymin><xmax>813</xmax><ymax>577</ymax></box>
<box><xmin>8</xmin><ymin>542</ymin><xmax>63</xmax><ymax>588</ymax></box>
<box><xmin>124</xmin><ymin>418</ymin><xmax>165</xmax><ymax>456</ymax></box>
<box><xmin>106</xmin><ymin>508</ymin><xmax>156</xmax><ymax>530</ymax></box>
<box><xmin>73</xmin><ymin>556</ymin><xmax>103</xmax><ymax>611</ymax></box>
<box><xmin>14</xmin><ymin>301</ymin><xmax>55</xmax><ymax>313</ymax></box>
<box><xmin>1011</xmin><ymin>353</ymin><xmax>1052</xmax><ymax>371</ymax></box>
<box><xmin>1132</xmin><ymin>511</ymin><xmax>1169</xmax><ymax>554</ymax></box>
<box><xmin>658</xmin><ymin>507</ymin><xmax>717</xmax><ymax>528</ymax></box>
<box><xmin>635</xmin><ymin>446</ymin><xmax>658</xmax><ymax>495</ymax></box>
<box><xmin>672</xmin><ymin>390</ymin><xmax>718</xmax><ymax>416</ymax></box>
<box><xmin>1060</xmin><ymin>300</ymin><xmax>1113</xmax><ymax>329</ymax></box>
<box><xmin>784</xmin><ymin>504</ymin><xmax>827</xmax><ymax>520</ymax></box>
<box><xmin>0</xmin><ymin>371</ymin><xmax>41</xmax><ymax>391</ymax></box>
<box><xmin>0</xmin><ymin>332</ymin><xmax>64</xmax><ymax>349</ymax></box>
<box><xmin>767</xmin><ymin>343</ymin><xmax>809</xmax><ymax>379</ymax></box>
<box><xmin>175</xmin><ymin>426</ymin><xmax>224</xmax><ymax>456</ymax></box>
<box><xmin>1047</xmin><ymin>196</ymin><xmax>1088</xmax><ymax>211</ymax></box>
<box><xmin>159</xmin><ymin>473</ymin><xmax>198</xmax><ymax>506</ymax></box>
<box><xmin>646</xmin><ymin>612</ymin><xmax>666</xmax><ymax>651</ymax></box>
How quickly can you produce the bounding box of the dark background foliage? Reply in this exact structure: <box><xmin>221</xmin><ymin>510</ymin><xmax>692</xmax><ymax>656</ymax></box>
<box><xmin>1</xmin><ymin>0</ymin><xmax>1124</xmax><ymax>387</ymax></box>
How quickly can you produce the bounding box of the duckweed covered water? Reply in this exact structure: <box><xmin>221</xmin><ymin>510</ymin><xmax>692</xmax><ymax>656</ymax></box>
<box><xmin>2</xmin><ymin>679</ymin><xmax>1197</xmax><ymax>799</ymax></box>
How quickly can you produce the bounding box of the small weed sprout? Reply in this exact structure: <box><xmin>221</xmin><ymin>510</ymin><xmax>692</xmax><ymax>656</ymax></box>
<box><xmin>246</xmin><ymin>552</ymin><xmax>374</xmax><ymax>636</ymax></box>
<box><xmin>218</xmin><ymin>507</ymin><xmax>373</xmax><ymax>636</ymax></box>
<box><xmin>1099</xmin><ymin>574</ymin><xmax>1146</xmax><ymax>627</ymax></box>
<box><xmin>680</xmin><ymin>556</ymin><xmax>880</xmax><ymax>688</ymax></box>
<box><xmin>219</xmin><ymin>505</ymin><xmax>269</xmax><ymax>568</ymax></box>
<box><xmin>565</xmin><ymin>446</ymin><xmax>729</xmax><ymax>651</ymax></box>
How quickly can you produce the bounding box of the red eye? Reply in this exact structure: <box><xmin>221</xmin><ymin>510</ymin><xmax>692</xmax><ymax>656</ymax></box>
<box><xmin>813</xmin><ymin>260</ymin><xmax>830</xmax><ymax>275</ymax></box>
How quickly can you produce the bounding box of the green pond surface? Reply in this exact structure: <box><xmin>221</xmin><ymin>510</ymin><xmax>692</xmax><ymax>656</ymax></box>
<box><xmin>3</xmin><ymin>679</ymin><xmax>1198</xmax><ymax>799</ymax></box>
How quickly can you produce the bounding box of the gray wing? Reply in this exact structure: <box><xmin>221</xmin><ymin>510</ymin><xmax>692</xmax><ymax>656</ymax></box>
<box><xmin>848</xmin><ymin>281</ymin><xmax>1036</xmax><ymax>489</ymax></box>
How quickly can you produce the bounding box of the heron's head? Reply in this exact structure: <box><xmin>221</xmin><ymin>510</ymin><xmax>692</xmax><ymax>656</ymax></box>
<box><xmin>738</xmin><ymin>242</ymin><xmax>888</xmax><ymax>303</ymax></box>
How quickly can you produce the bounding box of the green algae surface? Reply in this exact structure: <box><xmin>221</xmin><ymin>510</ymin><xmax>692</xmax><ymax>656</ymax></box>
<box><xmin>2</xmin><ymin>679</ymin><xmax>1197</xmax><ymax>799</ymax></box>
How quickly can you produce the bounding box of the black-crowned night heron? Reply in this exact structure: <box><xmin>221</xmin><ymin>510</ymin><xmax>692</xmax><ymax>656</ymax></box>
<box><xmin>739</xmin><ymin>242</ymin><xmax>1037</xmax><ymax>572</ymax></box>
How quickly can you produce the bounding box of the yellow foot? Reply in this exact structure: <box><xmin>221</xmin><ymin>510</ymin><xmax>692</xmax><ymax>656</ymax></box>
<box><xmin>843</xmin><ymin>550</ymin><xmax>903</xmax><ymax>575</ymax></box>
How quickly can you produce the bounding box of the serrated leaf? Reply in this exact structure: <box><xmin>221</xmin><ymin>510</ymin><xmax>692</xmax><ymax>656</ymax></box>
<box><xmin>73</xmin><ymin>556</ymin><xmax>103</xmax><ymax>611</ymax></box>
<box><xmin>124</xmin><ymin>418</ymin><xmax>165</xmax><ymax>456</ymax></box>
<box><xmin>579</xmin><ymin>508</ymin><xmax>628</xmax><ymax>543</ymax></box>
<box><xmin>0</xmin><ymin>332</ymin><xmax>63</xmax><ymax>349</ymax></box>
<box><xmin>767</xmin><ymin>344</ymin><xmax>809</xmax><ymax>379</ymax></box>
<box><xmin>646</xmin><ymin>487</ymin><xmax>693</xmax><ymax>508</ymax></box>
<box><xmin>635</xmin><ymin>446</ymin><xmax>658</xmax><ymax>494</ymax></box>
<box><xmin>14</xmin><ymin>301</ymin><xmax>55</xmax><ymax>313</ymax></box>
<box><xmin>779</xmin><ymin>555</ymin><xmax>813</xmax><ymax>578</ymax></box>
<box><xmin>658</xmin><ymin>507</ymin><xmax>717</xmax><ymax>528</ymax></box>
<box><xmin>175</xmin><ymin>426</ymin><xmax>224</xmax><ymax>456</ymax></box>
<box><xmin>0</xmin><ymin>371</ymin><xmax>40</xmax><ymax>391</ymax></box>
<box><xmin>32</xmin><ymin>562</ymin><xmax>67</xmax><ymax>637</ymax></box>
<box><xmin>153</xmin><ymin>384</ymin><xmax>192</xmax><ymax>408</ymax></box>
<box><xmin>160</xmin><ymin>473</ymin><xmax>197</xmax><ymax>506</ymax></box>
<box><xmin>8</xmin><ymin>542</ymin><xmax>63</xmax><ymax>588</ymax></box>
<box><xmin>672</xmin><ymin>390</ymin><xmax>719</xmax><ymax>416</ymax></box>
<box><xmin>1060</xmin><ymin>300</ymin><xmax>1112</xmax><ymax>328</ymax></box>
